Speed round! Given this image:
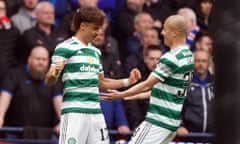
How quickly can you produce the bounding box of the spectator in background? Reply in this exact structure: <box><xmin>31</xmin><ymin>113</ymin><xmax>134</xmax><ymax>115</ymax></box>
<box><xmin>124</xmin><ymin>45</ymin><xmax>163</xmax><ymax>130</ymax></box>
<box><xmin>123</xmin><ymin>12</ymin><xmax>154</xmax><ymax>60</ymax></box>
<box><xmin>161</xmin><ymin>0</ymin><xmax>198</xmax><ymax>14</ymax></box>
<box><xmin>92</xmin><ymin>24</ymin><xmax>130</xmax><ymax>142</ymax></box>
<box><xmin>192</xmin><ymin>30</ymin><xmax>214</xmax><ymax>74</ymax></box>
<box><xmin>56</xmin><ymin>0</ymin><xmax>99</xmax><ymax>40</ymax></box>
<box><xmin>11</xmin><ymin>0</ymin><xmax>38</xmax><ymax>34</ymax></box>
<box><xmin>176</xmin><ymin>50</ymin><xmax>214</xmax><ymax>139</ymax></box>
<box><xmin>5</xmin><ymin>0</ymin><xmax>22</xmax><ymax>17</ymax></box>
<box><xmin>143</xmin><ymin>0</ymin><xmax>170</xmax><ymax>28</ymax></box>
<box><xmin>178</xmin><ymin>7</ymin><xmax>200</xmax><ymax>47</ymax></box>
<box><xmin>0</xmin><ymin>0</ymin><xmax>21</xmax><ymax>87</ymax></box>
<box><xmin>93</xmin><ymin>27</ymin><xmax>122</xmax><ymax>79</ymax></box>
<box><xmin>19</xmin><ymin>1</ymin><xmax>62</xmax><ymax>63</ymax></box>
<box><xmin>0</xmin><ymin>46</ymin><xmax>62</xmax><ymax>139</ymax></box>
<box><xmin>122</xmin><ymin>28</ymin><xmax>161</xmax><ymax>78</ymax></box>
<box><xmin>195</xmin><ymin>0</ymin><xmax>213</xmax><ymax>30</ymax></box>
<box><xmin>113</xmin><ymin>0</ymin><xmax>145</xmax><ymax>56</ymax></box>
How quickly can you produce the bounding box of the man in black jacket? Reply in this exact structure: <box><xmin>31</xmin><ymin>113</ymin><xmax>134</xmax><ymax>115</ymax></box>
<box><xmin>124</xmin><ymin>45</ymin><xmax>162</xmax><ymax>130</ymax></box>
<box><xmin>177</xmin><ymin>50</ymin><xmax>214</xmax><ymax>137</ymax></box>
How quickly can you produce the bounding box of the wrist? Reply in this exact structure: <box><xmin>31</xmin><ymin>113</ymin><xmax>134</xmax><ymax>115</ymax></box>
<box><xmin>123</xmin><ymin>78</ymin><xmax>129</xmax><ymax>87</ymax></box>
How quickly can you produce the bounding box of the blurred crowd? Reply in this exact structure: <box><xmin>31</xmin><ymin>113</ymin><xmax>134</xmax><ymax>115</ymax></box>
<box><xmin>0</xmin><ymin>0</ymin><xmax>215</xmax><ymax>143</ymax></box>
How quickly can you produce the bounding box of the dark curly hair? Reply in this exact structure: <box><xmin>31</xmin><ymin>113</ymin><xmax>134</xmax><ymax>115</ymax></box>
<box><xmin>71</xmin><ymin>7</ymin><xmax>105</xmax><ymax>32</ymax></box>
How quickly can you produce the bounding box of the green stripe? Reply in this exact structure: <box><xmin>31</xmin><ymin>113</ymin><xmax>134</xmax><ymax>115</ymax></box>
<box><xmin>54</xmin><ymin>47</ymin><xmax>75</xmax><ymax>58</ymax></box>
<box><xmin>174</xmin><ymin>64</ymin><xmax>194</xmax><ymax>74</ymax></box>
<box><xmin>80</xmin><ymin>48</ymin><xmax>100</xmax><ymax>59</ymax></box>
<box><xmin>63</xmin><ymin>79</ymin><xmax>98</xmax><ymax>88</ymax></box>
<box><xmin>165</xmin><ymin>77</ymin><xmax>187</xmax><ymax>88</ymax></box>
<box><xmin>62</xmin><ymin>108</ymin><xmax>101</xmax><ymax>114</ymax></box>
<box><xmin>64</xmin><ymin>63</ymin><xmax>100</xmax><ymax>73</ymax></box>
<box><xmin>152</xmin><ymin>70</ymin><xmax>168</xmax><ymax>81</ymax></box>
<box><xmin>145</xmin><ymin>117</ymin><xmax>178</xmax><ymax>131</ymax></box>
<box><xmin>63</xmin><ymin>92</ymin><xmax>99</xmax><ymax>102</ymax></box>
<box><xmin>176</xmin><ymin>49</ymin><xmax>193</xmax><ymax>60</ymax></box>
<box><xmin>148</xmin><ymin>104</ymin><xmax>181</xmax><ymax>120</ymax></box>
<box><xmin>160</xmin><ymin>58</ymin><xmax>178</xmax><ymax>70</ymax></box>
<box><xmin>151</xmin><ymin>87</ymin><xmax>185</xmax><ymax>104</ymax></box>
<box><xmin>70</xmin><ymin>41</ymin><xmax>78</xmax><ymax>45</ymax></box>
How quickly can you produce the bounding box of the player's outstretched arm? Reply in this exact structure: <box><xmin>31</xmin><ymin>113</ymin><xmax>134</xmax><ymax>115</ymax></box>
<box><xmin>100</xmin><ymin>74</ymin><xmax>159</xmax><ymax>100</ymax></box>
<box><xmin>124</xmin><ymin>91</ymin><xmax>151</xmax><ymax>100</ymax></box>
<box><xmin>99</xmin><ymin>68</ymin><xmax>141</xmax><ymax>90</ymax></box>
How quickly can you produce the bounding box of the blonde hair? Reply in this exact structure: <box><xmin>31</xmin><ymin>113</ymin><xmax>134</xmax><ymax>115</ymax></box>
<box><xmin>167</xmin><ymin>15</ymin><xmax>188</xmax><ymax>37</ymax></box>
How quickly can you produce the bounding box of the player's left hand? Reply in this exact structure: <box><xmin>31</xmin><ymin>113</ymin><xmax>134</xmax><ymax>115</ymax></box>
<box><xmin>118</xmin><ymin>125</ymin><xmax>131</xmax><ymax>135</ymax></box>
<box><xmin>54</xmin><ymin>123</ymin><xmax>60</xmax><ymax>135</ymax></box>
<box><xmin>99</xmin><ymin>89</ymin><xmax>123</xmax><ymax>100</ymax></box>
<box><xmin>129</xmin><ymin>68</ymin><xmax>141</xmax><ymax>85</ymax></box>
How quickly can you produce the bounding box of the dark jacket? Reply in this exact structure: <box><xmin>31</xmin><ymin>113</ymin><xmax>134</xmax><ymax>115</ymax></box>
<box><xmin>19</xmin><ymin>24</ymin><xmax>64</xmax><ymax>62</ymax></box>
<box><xmin>124</xmin><ymin>59</ymin><xmax>150</xmax><ymax>130</ymax></box>
<box><xmin>181</xmin><ymin>72</ymin><xmax>214</xmax><ymax>133</ymax></box>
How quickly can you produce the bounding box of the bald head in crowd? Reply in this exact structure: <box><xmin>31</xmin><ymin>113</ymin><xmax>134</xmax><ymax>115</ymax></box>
<box><xmin>194</xmin><ymin>50</ymin><xmax>210</xmax><ymax>78</ymax></box>
<box><xmin>35</xmin><ymin>1</ymin><xmax>55</xmax><ymax>26</ymax></box>
<box><xmin>178</xmin><ymin>8</ymin><xmax>197</xmax><ymax>34</ymax></box>
<box><xmin>28</xmin><ymin>46</ymin><xmax>50</xmax><ymax>80</ymax></box>
<box><xmin>161</xmin><ymin>15</ymin><xmax>187</xmax><ymax>48</ymax></box>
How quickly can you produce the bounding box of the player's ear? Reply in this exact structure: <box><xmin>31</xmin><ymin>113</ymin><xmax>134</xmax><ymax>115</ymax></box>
<box><xmin>172</xmin><ymin>29</ymin><xmax>177</xmax><ymax>37</ymax></box>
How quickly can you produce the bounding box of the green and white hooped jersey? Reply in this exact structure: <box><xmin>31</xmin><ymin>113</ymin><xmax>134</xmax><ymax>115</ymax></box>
<box><xmin>145</xmin><ymin>46</ymin><xmax>194</xmax><ymax>131</ymax></box>
<box><xmin>52</xmin><ymin>37</ymin><xmax>103</xmax><ymax>114</ymax></box>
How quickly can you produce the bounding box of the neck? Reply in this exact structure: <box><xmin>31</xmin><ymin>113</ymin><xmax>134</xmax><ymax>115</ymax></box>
<box><xmin>169</xmin><ymin>38</ymin><xmax>186</xmax><ymax>50</ymax></box>
<box><xmin>75</xmin><ymin>31</ymin><xmax>89</xmax><ymax>46</ymax></box>
<box><xmin>25</xmin><ymin>7</ymin><xmax>36</xmax><ymax>18</ymax></box>
<box><xmin>38</xmin><ymin>23</ymin><xmax>52</xmax><ymax>35</ymax></box>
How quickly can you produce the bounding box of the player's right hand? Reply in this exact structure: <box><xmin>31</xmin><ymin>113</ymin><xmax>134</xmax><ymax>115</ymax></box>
<box><xmin>99</xmin><ymin>89</ymin><xmax>123</xmax><ymax>100</ymax></box>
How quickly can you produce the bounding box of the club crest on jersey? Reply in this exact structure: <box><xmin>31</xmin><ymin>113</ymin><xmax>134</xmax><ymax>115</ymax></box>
<box><xmin>68</xmin><ymin>137</ymin><xmax>76</xmax><ymax>144</ymax></box>
<box><xmin>87</xmin><ymin>56</ymin><xmax>94</xmax><ymax>64</ymax></box>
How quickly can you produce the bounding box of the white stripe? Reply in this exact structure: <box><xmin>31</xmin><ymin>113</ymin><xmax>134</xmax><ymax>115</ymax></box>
<box><xmin>171</xmin><ymin>73</ymin><xmax>184</xmax><ymax>80</ymax></box>
<box><xmin>155</xmin><ymin>63</ymin><xmax>171</xmax><ymax>77</ymax></box>
<box><xmin>151</xmin><ymin>73</ymin><xmax>165</xmax><ymax>82</ymax></box>
<box><xmin>52</xmin><ymin>56</ymin><xmax>66</xmax><ymax>63</ymax></box>
<box><xmin>62</xmin><ymin>72</ymin><xmax>98</xmax><ymax>81</ymax></box>
<box><xmin>62</xmin><ymin>101</ymin><xmax>100</xmax><ymax>109</ymax></box>
<box><xmin>68</xmin><ymin>56</ymin><xmax>99</xmax><ymax>64</ymax></box>
<box><xmin>146</xmin><ymin>112</ymin><xmax>180</xmax><ymax>126</ymax></box>
<box><xmin>150</xmin><ymin>97</ymin><xmax>183</xmax><ymax>112</ymax></box>
<box><xmin>64</xmin><ymin>87</ymin><xmax>99</xmax><ymax>94</ymax></box>
<box><xmin>153</xmin><ymin>82</ymin><xmax>183</xmax><ymax>95</ymax></box>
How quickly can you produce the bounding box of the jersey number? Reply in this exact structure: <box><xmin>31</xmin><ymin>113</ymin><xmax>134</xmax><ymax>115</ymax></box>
<box><xmin>177</xmin><ymin>72</ymin><xmax>192</xmax><ymax>98</ymax></box>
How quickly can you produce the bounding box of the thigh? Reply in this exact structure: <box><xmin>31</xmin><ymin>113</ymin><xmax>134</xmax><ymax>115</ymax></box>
<box><xmin>88</xmin><ymin>114</ymin><xmax>110</xmax><ymax>144</ymax></box>
<box><xmin>59</xmin><ymin>113</ymin><xmax>90</xmax><ymax>144</ymax></box>
<box><xmin>129</xmin><ymin>121</ymin><xmax>176</xmax><ymax>144</ymax></box>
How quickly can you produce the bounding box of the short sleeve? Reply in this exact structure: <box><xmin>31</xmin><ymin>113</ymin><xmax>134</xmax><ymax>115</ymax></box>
<box><xmin>151</xmin><ymin>54</ymin><xmax>178</xmax><ymax>82</ymax></box>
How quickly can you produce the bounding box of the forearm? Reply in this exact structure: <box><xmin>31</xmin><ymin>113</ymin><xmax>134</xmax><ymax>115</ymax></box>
<box><xmin>99</xmin><ymin>78</ymin><xmax>129</xmax><ymax>90</ymax></box>
<box><xmin>45</xmin><ymin>71</ymin><xmax>59</xmax><ymax>86</ymax></box>
<box><xmin>0</xmin><ymin>93</ymin><xmax>12</xmax><ymax>127</ymax></box>
<box><xmin>53</xmin><ymin>96</ymin><xmax>62</xmax><ymax>119</ymax></box>
<box><xmin>122</xmin><ymin>81</ymin><xmax>150</xmax><ymax>98</ymax></box>
<box><xmin>124</xmin><ymin>91</ymin><xmax>151</xmax><ymax>100</ymax></box>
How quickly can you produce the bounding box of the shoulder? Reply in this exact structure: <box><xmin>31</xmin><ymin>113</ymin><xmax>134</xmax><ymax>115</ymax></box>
<box><xmin>55</xmin><ymin>38</ymin><xmax>80</xmax><ymax>51</ymax></box>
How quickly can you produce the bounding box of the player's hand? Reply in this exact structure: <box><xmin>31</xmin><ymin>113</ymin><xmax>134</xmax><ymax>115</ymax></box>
<box><xmin>51</xmin><ymin>60</ymin><xmax>65</xmax><ymax>77</ymax></box>
<box><xmin>118</xmin><ymin>125</ymin><xmax>131</xmax><ymax>135</ymax></box>
<box><xmin>176</xmin><ymin>126</ymin><xmax>189</xmax><ymax>137</ymax></box>
<box><xmin>0</xmin><ymin>118</ymin><xmax>4</xmax><ymax>128</ymax></box>
<box><xmin>99</xmin><ymin>90</ymin><xmax>123</xmax><ymax>100</ymax></box>
<box><xmin>129</xmin><ymin>68</ymin><xmax>141</xmax><ymax>85</ymax></box>
<box><xmin>54</xmin><ymin>123</ymin><xmax>60</xmax><ymax>135</ymax></box>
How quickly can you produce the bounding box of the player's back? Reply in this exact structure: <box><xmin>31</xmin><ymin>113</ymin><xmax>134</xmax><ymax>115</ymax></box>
<box><xmin>145</xmin><ymin>45</ymin><xmax>194</xmax><ymax>131</ymax></box>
